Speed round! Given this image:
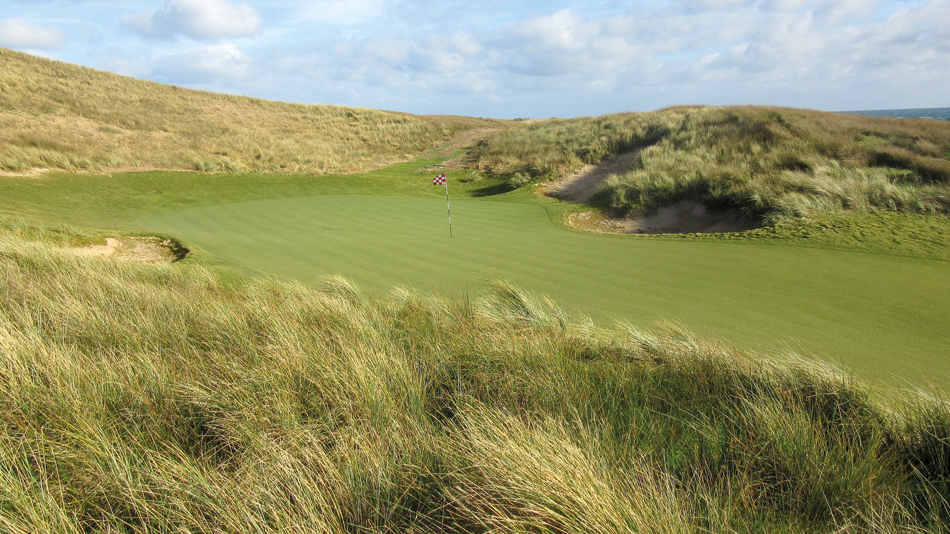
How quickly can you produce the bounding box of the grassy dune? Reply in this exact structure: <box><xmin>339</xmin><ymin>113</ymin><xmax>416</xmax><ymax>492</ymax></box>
<box><xmin>0</xmin><ymin>48</ymin><xmax>503</xmax><ymax>174</ymax></box>
<box><xmin>1</xmin><ymin>229</ymin><xmax>949</xmax><ymax>533</ymax></box>
<box><xmin>471</xmin><ymin>106</ymin><xmax>950</xmax><ymax>222</ymax></box>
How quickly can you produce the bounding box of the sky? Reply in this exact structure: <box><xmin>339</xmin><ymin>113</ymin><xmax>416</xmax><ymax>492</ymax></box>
<box><xmin>1</xmin><ymin>0</ymin><xmax>948</xmax><ymax>118</ymax></box>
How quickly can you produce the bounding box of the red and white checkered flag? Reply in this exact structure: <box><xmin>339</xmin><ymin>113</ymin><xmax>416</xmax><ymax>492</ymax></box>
<box><xmin>433</xmin><ymin>174</ymin><xmax>446</xmax><ymax>185</ymax></box>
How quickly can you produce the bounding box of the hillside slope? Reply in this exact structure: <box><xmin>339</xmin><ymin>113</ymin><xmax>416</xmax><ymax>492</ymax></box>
<box><xmin>0</xmin><ymin>48</ymin><xmax>502</xmax><ymax>174</ymax></box>
<box><xmin>470</xmin><ymin>106</ymin><xmax>950</xmax><ymax>223</ymax></box>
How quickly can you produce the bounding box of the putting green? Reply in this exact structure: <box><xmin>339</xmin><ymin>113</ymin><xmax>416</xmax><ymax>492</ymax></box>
<box><xmin>139</xmin><ymin>193</ymin><xmax>950</xmax><ymax>390</ymax></box>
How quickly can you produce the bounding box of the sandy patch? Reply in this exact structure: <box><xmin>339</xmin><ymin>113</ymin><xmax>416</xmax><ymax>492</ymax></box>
<box><xmin>0</xmin><ymin>168</ymin><xmax>53</xmax><ymax>178</ymax></box>
<box><xmin>569</xmin><ymin>201</ymin><xmax>761</xmax><ymax>235</ymax></box>
<box><xmin>540</xmin><ymin>148</ymin><xmax>645</xmax><ymax>203</ymax></box>
<box><xmin>75</xmin><ymin>236</ymin><xmax>186</xmax><ymax>263</ymax></box>
<box><xmin>0</xmin><ymin>166</ymin><xmax>194</xmax><ymax>178</ymax></box>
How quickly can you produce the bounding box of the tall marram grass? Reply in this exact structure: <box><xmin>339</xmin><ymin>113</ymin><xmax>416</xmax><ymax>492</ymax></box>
<box><xmin>0</xmin><ymin>48</ymin><xmax>502</xmax><ymax>174</ymax></box>
<box><xmin>471</xmin><ymin>106</ymin><xmax>950</xmax><ymax>222</ymax></box>
<box><xmin>1</xmin><ymin>230</ymin><xmax>949</xmax><ymax>532</ymax></box>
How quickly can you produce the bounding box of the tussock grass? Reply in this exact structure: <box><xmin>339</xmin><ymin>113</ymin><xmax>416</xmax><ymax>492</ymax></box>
<box><xmin>0</xmin><ymin>48</ymin><xmax>503</xmax><ymax>174</ymax></box>
<box><xmin>471</xmin><ymin>106</ymin><xmax>950</xmax><ymax>222</ymax></box>
<box><xmin>2</xmin><ymin>230</ymin><xmax>949</xmax><ymax>532</ymax></box>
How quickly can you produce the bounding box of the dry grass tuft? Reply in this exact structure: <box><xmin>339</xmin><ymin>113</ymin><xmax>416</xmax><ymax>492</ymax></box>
<box><xmin>1</xmin><ymin>228</ymin><xmax>949</xmax><ymax>532</ymax></box>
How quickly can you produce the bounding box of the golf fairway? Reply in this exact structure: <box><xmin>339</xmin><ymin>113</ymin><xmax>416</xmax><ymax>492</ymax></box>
<box><xmin>138</xmin><ymin>194</ymin><xmax>950</xmax><ymax>390</ymax></box>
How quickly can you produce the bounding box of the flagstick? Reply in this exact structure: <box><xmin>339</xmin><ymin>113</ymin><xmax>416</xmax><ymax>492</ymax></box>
<box><xmin>444</xmin><ymin>179</ymin><xmax>453</xmax><ymax>237</ymax></box>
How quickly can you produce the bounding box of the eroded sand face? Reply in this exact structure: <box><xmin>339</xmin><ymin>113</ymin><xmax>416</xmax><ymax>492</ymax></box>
<box><xmin>75</xmin><ymin>237</ymin><xmax>183</xmax><ymax>263</ymax></box>
<box><xmin>569</xmin><ymin>201</ymin><xmax>761</xmax><ymax>235</ymax></box>
<box><xmin>541</xmin><ymin>149</ymin><xmax>644</xmax><ymax>203</ymax></box>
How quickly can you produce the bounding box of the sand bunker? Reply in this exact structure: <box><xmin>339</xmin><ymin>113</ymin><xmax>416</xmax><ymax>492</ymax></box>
<box><xmin>75</xmin><ymin>237</ymin><xmax>186</xmax><ymax>263</ymax></box>
<box><xmin>569</xmin><ymin>201</ymin><xmax>760</xmax><ymax>235</ymax></box>
<box><xmin>541</xmin><ymin>149</ymin><xmax>760</xmax><ymax>235</ymax></box>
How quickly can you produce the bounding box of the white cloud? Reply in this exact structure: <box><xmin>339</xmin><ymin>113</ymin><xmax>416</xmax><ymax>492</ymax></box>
<box><xmin>758</xmin><ymin>0</ymin><xmax>881</xmax><ymax>22</ymax></box>
<box><xmin>0</xmin><ymin>18</ymin><xmax>64</xmax><ymax>49</ymax></box>
<box><xmin>297</xmin><ymin>0</ymin><xmax>386</xmax><ymax>25</ymax></box>
<box><xmin>714</xmin><ymin>0</ymin><xmax>950</xmax><ymax>77</ymax></box>
<box><xmin>338</xmin><ymin>31</ymin><xmax>484</xmax><ymax>77</ymax></box>
<box><xmin>154</xmin><ymin>43</ymin><xmax>253</xmax><ymax>84</ymax></box>
<box><xmin>874</xmin><ymin>0</ymin><xmax>950</xmax><ymax>46</ymax></box>
<box><xmin>100</xmin><ymin>55</ymin><xmax>152</xmax><ymax>79</ymax></box>
<box><xmin>760</xmin><ymin>0</ymin><xmax>811</xmax><ymax>9</ymax></box>
<box><xmin>513</xmin><ymin>9</ymin><xmax>598</xmax><ymax>52</ymax></box>
<box><xmin>123</xmin><ymin>0</ymin><xmax>262</xmax><ymax>42</ymax></box>
<box><xmin>675</xmin><ymin>0</ymin><xmax>756</xmax><ymax>8</ymax></box>
<box><xmin>364</xmin><ymin>39</ymin><xmax>412</xmax><ymax>63</ymax></box>
<box><xmin>406</xmin><ymin>33</ymin><xmax>483</xmax><ymax>74</ymax></box>
<box><xmin>841</xmin><ymin>0</ymin><xmax>950</xmax><ymax>77</ymax></box>
<box><xmin>276</xmin><ymin>53</ymin><xmax>330</xmax><ymax>79</ymax></box>
<box><xmin>496</xmin><ymin>10</ymin><xmax>642</xmax><ymax>77</ymax></box>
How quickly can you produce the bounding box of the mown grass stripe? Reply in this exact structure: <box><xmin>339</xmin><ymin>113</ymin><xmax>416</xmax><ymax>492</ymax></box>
<box><xmin>137</xmin><ymin>194</ymin><xmax>950</xmax><ymax>390</ymax></box>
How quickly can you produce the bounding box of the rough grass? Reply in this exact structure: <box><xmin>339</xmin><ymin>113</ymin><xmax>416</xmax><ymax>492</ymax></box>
<box><xmin>2</xmin><ymin>228</ymin><xmax>949</xmax><ymax>533</ymax></box>
<box><xmin>0</xmin><ymin>48</ymin><xmax>505</xmax><ymax>174</ymax></box>
<box><xmin>470</xmin><ymin>106</ymin><xmax>950</xmax><ymax>222</ymax></box>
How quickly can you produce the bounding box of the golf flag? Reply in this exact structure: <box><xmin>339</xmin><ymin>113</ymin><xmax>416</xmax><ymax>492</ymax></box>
<box><xmin>434</xmin><ymin>174</ymin><xmax>452</xmax><ymax>236</ymax></box>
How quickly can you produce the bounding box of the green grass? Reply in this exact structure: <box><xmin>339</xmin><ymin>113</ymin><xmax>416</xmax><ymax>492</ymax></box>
<box><xmin>0</xmin><ymin>160</ymin><xmax>458</xmax><ymax>229</ymax></box>
<box><xmin>2</xmin><ymin>163</ymin><xmax>949</xmax><ymax>391</ymax></box>
<box><xmin>135</xmin><ymin>193</ymin><xmax>950</xmax><ymax>391</ymax></box>
<box><xmin>2</xmin><ymin>233</ymin><xmax>949</xmax><ymax>532</ymax></box>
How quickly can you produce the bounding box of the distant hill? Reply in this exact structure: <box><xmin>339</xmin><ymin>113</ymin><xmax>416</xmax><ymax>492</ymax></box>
<box><xmin>0</xmin><ymin>48</ymin><xmax>502</xmax><ymax>174</ymax></box>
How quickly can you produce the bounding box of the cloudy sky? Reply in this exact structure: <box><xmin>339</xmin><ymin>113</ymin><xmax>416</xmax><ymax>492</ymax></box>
<box><xmin>2</xmin><ymin>0</ymin><xmax>948</xmax><ymax>118</ymax></box>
